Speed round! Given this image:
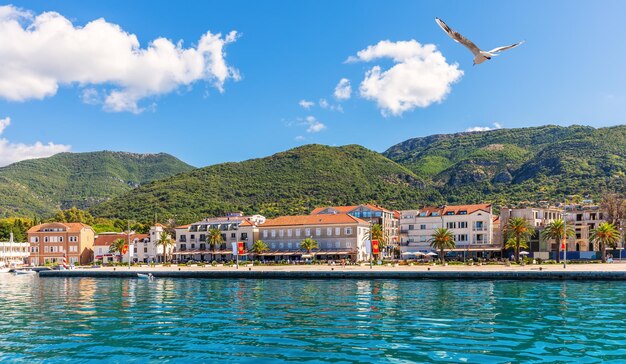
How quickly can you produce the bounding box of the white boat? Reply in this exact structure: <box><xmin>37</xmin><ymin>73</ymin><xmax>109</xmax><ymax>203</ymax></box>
<box><xmin>137</xmin><ymin>273</ymin><xmax>155</xmax><ymax>280</ymax></box>
<box><xmin>14</xmin><ymin>269</ymin><xmax>36</xmax><ymax>275</ymax></box>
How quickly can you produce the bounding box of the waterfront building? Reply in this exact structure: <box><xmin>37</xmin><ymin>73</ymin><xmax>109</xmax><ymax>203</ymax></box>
<box><xmin>499</xmin><ymin>206</ymin><xmax>563</xmax><ymax>259</ymax></box>
<box><xmin>0</xmin><ymin>233</ymin><xmax>29</xmax><ymax>267</ymax></box>
<box><xmin>310</xmin><ymin>204</ymin><xmax>399</xmax><ymax>257</ymax></box>
<box><xmin>250</xmin><ymin>213</ymin><xmax>370</xmax><ymax>262</ymax></box>
<box><xmin>173</xmin><ymin>212</ymin><xmax>265</xmax><ymax>262</ymax></box>
<box><xmin>93</xmin><ymin>224</ymin><xmax>173</xmax><ymax>263</ymax></box>
<box><xmin>400</xmin><ymin>204</ymin><xmax>499</xmax><ymax>258</ymax></box>
<box><xmin>564</xmin><ymin>204</ymin><xmax>609</xmax><ymax>253</ymax></box>
<box><xmin>27</xmin><ymin>222</ymin><xmax>95</xmax><ymax>266</ymax></box>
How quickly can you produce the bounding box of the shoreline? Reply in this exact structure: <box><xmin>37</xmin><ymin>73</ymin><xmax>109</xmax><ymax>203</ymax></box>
<box><xmin>37</xmin><ymin>263</ymin><xmax>626</xmax><ymax>280</ymax></box>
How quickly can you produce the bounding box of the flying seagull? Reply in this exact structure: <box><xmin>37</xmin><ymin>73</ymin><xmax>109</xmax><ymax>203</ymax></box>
<box><xmin>435</xmin><ymin>17</ymin><xmax>524</xmax><ymax>65</ymax></box>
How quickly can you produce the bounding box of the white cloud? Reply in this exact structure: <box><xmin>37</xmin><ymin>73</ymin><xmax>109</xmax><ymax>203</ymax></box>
<box><xmin>466</xmin><ymin>122</ymin><xmax>503</xmax><ymax>132</ymax></box>
<box><xmin>319</xmin><ymin>98</ymin><xmax>343</xmax><ymax>112</ymax></box>
<box><xmin>299</xmin><ymin>99</ymin><xmax>314</xmax><ymax>109</ymax></box>
<box><xmin>334</xmin><ymin>78</ymin><xmax>352</xmax><ymax>100</ymax></box>
<box><xmin>294</xmin><ymin>135</ymin><xmax>305</xmax><ymax>141</ymax></box>
<box><xmin>0</xmin><ymin>117</ymin><xmax>71</xmax><ymax>166</ymax></box>
<box><xmin>0</xmin><ymin>5</ymin><xmax>239</xmax><ymax>113</ymax></box>
<box><xmin>303</xmin><ymin>116</ymin><xmax>326</xmax><ymax>133</ymax></box>
<box><xmin>348</xmin><ymin>39</ymin><xmax>463</xmax><ymax>116</ymax></box>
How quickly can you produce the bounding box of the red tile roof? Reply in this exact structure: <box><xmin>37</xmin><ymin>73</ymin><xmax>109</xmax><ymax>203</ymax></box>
<box><xmin>311</xmin><ymin>204</ymin><xmax>393</xmax><ymax>215</ymax></box>
<box><xmin>414</xmin><ymin>204</ymin><xmax>492</xmax><ymax>217</ymax></box>
<box><xmin>94</xmin><ymin>233</ymin><xmax>149</xmax><ymax>246</ymax></box>
<box><xmin>28</xmin><ymin>222</ymin><xmax>94</xmax><ymax>233</ymax></box>
<box><xmin>261</xmin><ymin>214</ymin><xmax>368</xmax><ymax>227</ymax></box>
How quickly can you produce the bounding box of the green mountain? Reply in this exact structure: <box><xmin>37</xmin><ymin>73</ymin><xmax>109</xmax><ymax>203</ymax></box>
<box><xmin>91</xmin><ymin>144</ymin><xmax>442</xmax><ymax>222</ymax></box>
<box><xmin>0</xmin><ymin>151</ymin><xmax>194</xmax><ymax>217</ymax></box>
<box><xmin>383</xmin><ymin>125</ymin><xmax>626</xmax><ymax>205</ymax></box>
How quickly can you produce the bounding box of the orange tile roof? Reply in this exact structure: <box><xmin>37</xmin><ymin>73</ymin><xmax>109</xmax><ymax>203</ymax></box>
<box><xmin>175</xmin><ymin>224</ymin><xmax>192</xmax><ymax>229</ymax></box>
<box><xmin>94</xmin><ymin>233</ymin><xmax>149</xmax><ymax>246</ymax></box>
<box><xmin>414</xmin><ymin>204</ymin><xmax>492</xmax><ymax>217</ymax></box>
<box><xmin>28</xmin><ymin>222</ymin><xmax>94</xmax><ymax>233</ymax></box>
<box><xmin>261</xmin><ymin>214</ymin><xmax>368</xmax><ymax>227</ymax></box>
<box><xmin>311</xmin><ymin>204</ymin><xmax>393</xmax><ymax>215</ymax></box>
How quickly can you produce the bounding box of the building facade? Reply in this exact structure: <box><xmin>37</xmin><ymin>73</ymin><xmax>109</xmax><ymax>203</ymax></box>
<box><xmin>499</xmin><ymin>207</ymin><xmax>563</xmax><ymax>258</ymax></box>
<box><xmin>251</xmin><ymin>214</ymin><xmax>371</xmax><ymax>262</ymax></box>
<box><xmin>400</xmin><ymin>204</ymin><xmax>499</xmax><ymax>257</ymax></box>
<box><xmin>564</xmin><ymin>204</ymin><xmax>609</xmax><ymax>253</ymax></box>
<box><xmin>311</xmin><ymin>204</ymin><xmax>399</xmax><ymax>257</ymax></box>
<box><xmin>27</xmin><ymin>222</ymin><xmax>95</xmax><ymax>266</ymax></box>
<box><xmin>94</xmin><ymin>224</ymin><xmax>173</xmax><ymax>263</ymax></box>
<box><xmin>174</xmin><ymin>213</ymin><xmax>265</xmax><ymax>262</ymax></box>
<box><xmin>1</xmin><ymin>233</ymin><xmax>29</xmax><ymax>267</ymax></box>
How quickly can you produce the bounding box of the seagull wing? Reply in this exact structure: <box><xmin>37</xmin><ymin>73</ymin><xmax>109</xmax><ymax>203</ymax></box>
<box><xmin>435</xmin><ymin>17</ymin><xmax>481</xmax><ymax>55</ymax></box>
<box><xmin>488</xmin><ymin>41</ymin><xmax>525</xmax><ymax>54</ymax></box>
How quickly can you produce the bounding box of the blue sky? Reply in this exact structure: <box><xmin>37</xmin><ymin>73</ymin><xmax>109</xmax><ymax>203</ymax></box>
<box><xmin>0</xmin><ymin>1</ymin><xmax>625</xmax><ymax>167</ymax></box>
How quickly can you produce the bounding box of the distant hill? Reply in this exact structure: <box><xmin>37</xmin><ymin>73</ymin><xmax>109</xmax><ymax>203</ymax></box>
<box><xmin>383</xmin><ymin>125</ymin><xmax>626</xmax><ymax>205</ymax></box>
<box><xmin>91</xmin><ymin>144</ymin><xmax>442</xmax><ymax>222</ymax></box>
<box><xmin>0</xmin><ymin>151</ymin><xmax>194</xmax><ymax>217</ymax></box>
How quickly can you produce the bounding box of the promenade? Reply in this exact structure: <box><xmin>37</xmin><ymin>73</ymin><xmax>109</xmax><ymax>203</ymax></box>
<box><xmin>38</xmin><ymin>262</ymin><xmax>626</xmax><ymax>280</ymax></box>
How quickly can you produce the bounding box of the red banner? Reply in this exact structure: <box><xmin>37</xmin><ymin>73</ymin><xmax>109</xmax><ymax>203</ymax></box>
<box><xmin>372</xmin><ymin>240</ymin><xmax>380</xmax><ymax>254</ymax></box>
<box><xmin>237</xmin><ymin>242</ymin><xmax>245</xmax><ymax>255</ymax></box>
<box><xmin>122</xmin><ymin>245</ymin><xmax>128</xmax><ymax>254</ymax></box>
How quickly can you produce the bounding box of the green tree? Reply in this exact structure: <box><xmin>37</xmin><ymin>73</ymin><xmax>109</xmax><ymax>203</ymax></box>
<box><xmin>504</xmin><ymin>217</ymin><xmax>534</xmax><ymax>262</ymax></box>
<box><xmin>154</xmin><ymin>232</ymin><xmax>175</xmax><ymax>263</ymax></box>
<box><xmin>300</xmin><ymin>237</ymin><xmax>318</xmax><ymax>253</ymax></box>
<box><xmin>109</xmin><ymin>238</ymin><xmax>126</xmax><ymax>262</ymax></box>
<box><xmin>53</xmin><ymin>207</ymin><xmax>95</xmax><ymax>225</ymax></box>
<box><xmin>541</xmin><ymin>219</ymin><xmax>575</xmax><ymax>263</ymax></box>
<box><xmin>429</xmin><ymin>227</ymin><xmax>455</xmax><ymax>262</ymax></box>
<box><xmin>363</xmin><ymin>224</ymin><xmax>386</xmax><ymax>258</ymax></box>
<box><xmin>590</xmin><ymin>222</ymin><xmax>622</xmax><ymax>262</ymax></box>
<box><xmin>207</xmin><ymin>228</ymin><xmax>224</xmax><ymax>260</ymax></box>
<box><xmin>250</xmin><ymin>240</ymin><xmax>269</xmax><ymax>261</ymax></box>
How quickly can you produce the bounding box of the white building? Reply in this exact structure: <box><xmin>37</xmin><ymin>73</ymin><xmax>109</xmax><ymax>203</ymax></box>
<box><xmin>93</xmin><ymin>224</ymin><xmax>173</xmax><ymax>263</ymax></box>
<box><xmin>174</xmin><ymin>213</ymin><xmax>266</xmax><ymax>262</ymax></box>
<box><xmin>400</xmin><ymin>204</ymin><xmax>499</xmax><ymax>258</ymax></box>
<box><xmin>1</xmin><ymin>233</ymin><xmax>29</xmax><ymax>267</ymax></box>
<box><xmin>500</xmin><ymin>206</ymin><xmax>563</xmax><ymax>258</ymax></box>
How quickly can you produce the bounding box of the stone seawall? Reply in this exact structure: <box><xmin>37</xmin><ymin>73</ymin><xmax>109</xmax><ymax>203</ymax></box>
<box><xmin>38</xmin><ymin>269</ymin><xmax>626</xmax><ymax>280</ymax></box>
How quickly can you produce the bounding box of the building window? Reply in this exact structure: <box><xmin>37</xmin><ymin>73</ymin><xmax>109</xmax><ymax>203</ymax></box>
<box><xmin>327</xmin><ymin>228</ymin><xmax>332</xmax><ymax>236</ymax></box>
<box><xmin>459</xmin><ymin>222</ymin><xmax>467</xmax><ymax>229</ymax></box>
<box><xmin>179</xmin><ymin>235</ymin><xmax>187</xmax><ymax>242</ymax></box>
<box><xmin>271</xmin><ymin>230</ymin><xmax>276</xmax><ymax>238</ymax></box>
<box><xmin>335</xmin><ymin>241</ymin><xmax>340</xmax><ymax>249</ymax></box>
<box><xmin>190</xmin><ymin>234</ymin><xmax>195</xmax><ymax>240</ymax></box>
<box><xmin>316</xmin><ymin>228</ymin><xmax>321</xmax><ymax>236</ymax></box>
<box><xmin>305</xmin><ymin>228</ymin><xmax>311</xmax><ymax>237</ymax></box>
<box><xmin>241</xmin><ymin>233</ymin><xmax>248</xmax><ymax>240</ymax></box>
<box><xmin>144</xmin><ymin>247</ymin><xmax>148</xmax><ymax>253</ymax></box>
<box><xmin>59</xmin><ymin>236</ymin><xmax>63</xmax><ymax>242</ymax></box>
<box><xmin>347</xmin><ymin>242</ymin><xmax>352</xmax><ymax>248</ymax></box>
<box><xmin>288</xmin><ymin>229</ymin><xmax>292</xmax><ymax>237</ymax></box>
<box><xmin>409</xmin><ymin>225</ymin><xmax>415</xmax><ymax>230</ymax></box>
<box><xmin>231</xmin><ymin>233</ymin><xmax>236</xmax><ymax>238</ymax></box>
<box><xmin>30</xmin><ymin>236</ymin><xmax>38</xmax><ymax>243</ymax></box>
<box><xmin>200</xmin><ymin>234</ymin><xmax>206</xmax><ymax>242</ymax></box>
<box><xmin>44</xmin><ymin>236</ymin><xmax>49</xmax><ymax>243</ymax></box>
<box><xmin>345</xmin><ymin>228</ymin><xmax>352</xmax><ymax>235</ymax></box>
<box><xmin>420</xmin><ymin>224</ymin><xmax>426</xmax><ymax>230</ymax></box>
<box><xmin>263</xmin><ymin>230</ymin><xmax>268</xmax><ymax>238</ymax></box>
<box><xmin>288</xmin><ymin>242</ymin><xmax>292</xmax><ymax>249</ymax></box>
<box><xmin>296</xmin><ymin>229</ymin><xmax>301</xmax><ymax>237</ymax></box>
<box><xmin>335</xmin><ymin>227</ymin><xmax>340</xmax><ymax>235</ymax></box>
<box><xmin>279</xmin><ymin>230</ymin><xmax>284</xmax><ymax>238</ymax></box>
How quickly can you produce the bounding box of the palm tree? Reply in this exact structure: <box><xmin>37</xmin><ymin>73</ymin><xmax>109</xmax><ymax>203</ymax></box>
<box><xmin>109</xmin><ymin>238</ymin><xmax>126</xmax><ymax>263</ymax></box>
<box><xmin>207</xmin><ymin>228</ymin><xmax>224</xmax><ymax>261</ymax></box>
<box><xmin>250</xmin><ymin>240</ymin><xmax>269</xmax><ymax>261</ymax></box>
<box><xmin>504</xmin><ymin>217</ymin><xmax>533</xmax><ymax>262</ymax></box>
<box><xmin>300</xmin><ymin>237</ymin><xmax>318</xmax><ymax>254</ymax></box>
<box><xmin>429</xmin><ymin>228</ymin><xmax>455</xmax><ymax>262</ymax></box>
<box><xmin>363</xmin><ymin>224</ymin><xmax>386</xmax><ymax>259</ymax></box>
<box><xmin>541</xmin><ymin>219</ymin><xmax>574</xmax><ymax>263</ymax></box>
<box><xmin>590</xmin><ymin>222</ymin><xmax>622</xmax><ymax>262</ymax></box>
<box><xmin>154</xmin><ymin>232</ymin><xmax>175</xmax><ymax>263</ymax></box>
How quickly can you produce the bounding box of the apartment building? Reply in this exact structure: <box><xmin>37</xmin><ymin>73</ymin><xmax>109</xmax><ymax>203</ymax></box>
<box><xmin>499</xmin><ymin>207</ymin><xmax>563</xmax><ymax>258</ymax></box>
<box><xmin>311</xmin><ymin>204</ymin><xmax>399</xmax><ymax>257</ymax></box>
<box><xmin>1</xmin><ymin>233</ymin><xmax>29</xmax><ymax>267</ymax></box>
<box><xmin>174</xmin><ymin>213</ymin><xmax>265</xmax><ymax>262</ymax></box>
<box><xmin>27</xmin><ymin>222</ymin><xmax>95</xmax><ymax>266</ymax></box>
<box><xmin>564</xmin><ymin>204</ymin><xmax>610</xmax><ymax>252</ymax></box>
<box><xmin>400</xmin><ymin>204</ymin><xmax>499</xmax><ymax>257</ymax></box>
<box><xmin>93</xmin><ymin>224</ymin><xmax>173</xmax><ymax>263</ymax></box>
<box><xmin>251</xmin><ymin>214</ymin><xmax>370</xmax><ymax>261</ymax></box>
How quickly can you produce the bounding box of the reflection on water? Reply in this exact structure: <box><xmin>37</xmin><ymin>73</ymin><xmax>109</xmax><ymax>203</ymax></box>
<box><xmin>1</xmin><ymin>275</ymin><xmax>626</xmax><ymax>362</ymax></box>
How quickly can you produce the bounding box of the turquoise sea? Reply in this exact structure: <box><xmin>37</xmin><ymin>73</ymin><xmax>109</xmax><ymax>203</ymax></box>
<box><xmin>0</xmin><ymin>275</ymin><xmax>625</xmax><ymax>363</ymax></box>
